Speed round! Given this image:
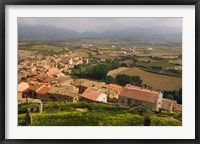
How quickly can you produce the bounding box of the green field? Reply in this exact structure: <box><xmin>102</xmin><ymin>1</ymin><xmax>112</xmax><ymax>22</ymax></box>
<box><xmin>18</xmin><ymin>102</ymin><xmax>182</xmax><ymax>126</ymax></box>
<box><xmin>108</xmin><ymin>67</ymin><xmax>182</xmax><ymax>91</ymax></box>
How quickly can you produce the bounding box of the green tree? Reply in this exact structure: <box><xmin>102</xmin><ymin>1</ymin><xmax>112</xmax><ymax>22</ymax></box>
<box><xmin>115</xmin><ymin>74</ymin><xmax>132</xmax><ymax>86</ymax></box>
<box><xmin>131</xmin><ymin>76</ymin><xmax>142</xmax><ymax>86</ymax></box>
<box><xmin>104</xmin><ymin>76</ymin><xmax>116</xmax><ymax>84</ymax></box>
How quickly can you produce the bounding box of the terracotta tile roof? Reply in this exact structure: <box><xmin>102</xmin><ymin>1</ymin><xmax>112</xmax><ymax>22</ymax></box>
<box><xmin>80</xmin><ymin>91</ymin><xmax>100</xmax><ymax>101</ymax></box>
<box><xmin>58</xmin><ymin>76</ymin><xmax>72</xmax><ymax>82</ymax></box>
<box><xmin>26</xmin><ymin>62</ymin><xmax>32</xmax><ymax>66</ymax></box>
<box><xmin>18</xmin><ymin>82</ymin><xmax>29</xmax><ymax>92</ymax></box>
<box><xmin>125</xmin><ymin>84</ymin><xmax>160</xmax><ymax>95</ymax></box>
<box><xmin>33</xmin><ymin>76</ymin><xmax>45</xmax><ymax>82</ymax></box>
<box><xmin>29</xmin><ymin>83</ymin><xmax>48</xmax><ymax>91</ymax></box>
<box><xmin>120</xmin><ymin>85</ymin><xmax>160</xmax><ymax>104</ymax></box>
<box><xmin>70</xmin><ymin>79</ymin><xmax>85</xmax><ymax>86</ymax></box>
<box><xmin>81</xmin><ymin>80</ymin><xmax>95</xmax><ymax>88</ymax></box>
<box><xmin>26</xmin><ymin>77</ymin><xmax>37</xmax><ymax>82</ymax></box>
<box><xmin>48</xmin><ymin>87</ymin><xmax>77</xmax><ymax>97</ymax></box>
<box><xmin>106</xmin><ymin>84</ymin><xmax>122</xmax><ymax>93</ymax></box>
<box><xmin>27</xmin><ymin>72</ymin><xmax>36</xmax><ymax>77</ymax></box>
<box><xmin>46</xmin><ymin>67</ymin><xmax>61</xmax><ymax>76</ymax></box>
<box><xmin>45</xmin><ymin>76</ymin><xmax>57</xmax><ymax>82</ymax></box>
<box><xmin>161</xmin><ymin>98</ymin><xmax>174</xmax><ymax>112</ymax></box>
<box><xmin>71</xmin><ymin>79</ymin><xmax>105</xmax><ymax>89</ymax></box>
<box><xmin>36</xmin><ymin>86</ymin><xmax>51</xmax><ymax>95</ymax></box>
<box><xmin>23</xmin><ymin>88</ymin><xmax>30</xmax><ymax>93</ymax></box>
<box><xmin>85</xmin><ymin>87</ymin><xmax>100</xmax><ymax>93</ymax></box>
<box><xmin>59</xmin><ymin>85</ymin><xmax>78</xmax><ymax>93</ymax></box>
<box><xmin>174</xmin><ymin>103</ymin><xmax>182</xmax><ymax>112</ymax></box>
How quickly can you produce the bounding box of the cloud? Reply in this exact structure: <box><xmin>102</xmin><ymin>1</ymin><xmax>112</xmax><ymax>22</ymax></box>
<box><xmin>18</xmin><ymin>17</ymin><xmax>182</xmax><ymax>32</ymax></box>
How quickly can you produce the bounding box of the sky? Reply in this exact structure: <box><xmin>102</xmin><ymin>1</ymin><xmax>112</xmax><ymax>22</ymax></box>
<box><xmin>18</xmin><ymin>17</ymin><xmax>182</xmax><ymax>33</ymax></box>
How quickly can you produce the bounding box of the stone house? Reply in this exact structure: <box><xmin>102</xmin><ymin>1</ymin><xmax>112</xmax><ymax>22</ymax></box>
<box><xmin>102</xmin><ymin>84</ymin><xmax>122</xmax><ymax>103</ymax></box>
<box><xmin>47</xmin><ymin>87</ymin><xmax>79</xmax><ymax>103</ymax></box>
<box><xmin>119</xmin><ymin>84</ymin><xmax>163</xmax><ymax>111</ymax></box>
<box><xmin>56</xmin><ymin>76</ymin><xmax>73</xmax><ymax>86</ymax></box>
<box><xmin>161</xmin><ymin>98</ymin><xmax>182</xmax><ymax>113</ymax></box>
<box><xmin>71</xmin><ymin>79</ymin><xmax>105</xmax><ymax>94</ymax></box>
<box><xmin>161</xmin><ymin>98</ymin><xmax>176</xmax><ymax>112</ymax></box>
<box><xmin>79</xmin><ymin>91</ymin><xmax>107</xmax><ymax>103</ymax></box>
<box><xmin>173</xmin><ymin>103</ymin><xmax>182</xmax><ymax>113</ymax></box>
<box><xmin>23</xmin><ymin>83</ymin><xmax>49</xmax><ymax>99</ymax></box>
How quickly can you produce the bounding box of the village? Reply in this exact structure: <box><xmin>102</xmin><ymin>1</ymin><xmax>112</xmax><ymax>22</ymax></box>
<box><xmin>18</xmin><ymin>50</ymin><xmax>182</xmax><ymax>114</ymax></box>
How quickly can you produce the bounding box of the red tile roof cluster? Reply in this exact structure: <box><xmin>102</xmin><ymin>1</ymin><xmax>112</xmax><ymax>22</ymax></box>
<box><xmin>120</xmin><ymin>84</ymin><xmax>160</xmax><ymax>104</ymax></box>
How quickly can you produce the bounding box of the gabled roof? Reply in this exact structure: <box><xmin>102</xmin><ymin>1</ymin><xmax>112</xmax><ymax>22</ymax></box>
<box><xmin>79</xmin><ymin>91</ymin><xmax>100</xmax><ymax>101</ymax></box>
<box><xmin>70</xmin><ymin>79</ymin><xmax>85</xmax><ymax>86</ymax></box>
<box><xmin>71</xmin><ymin>79</ymin><xmax>105</xmax><ymax>89</ymax></box>
<box><xmin>48</xmin><ymin>87</ymin><xmax>77</xmax><ymax>97</ymax></box>
<box><xmin>28</xmin><ymin>83</ymin><xmax>48</xmax><ymax>92</ymax></box>
<box><xmin>45</xmin><ymin>76</ymin><xmax>57</xmax><ymax>82</ymax></box>
<box><xmin>18</xmin><ymin>82</ymin><xmax>29</xmax><ymax>92</ymax></box>
<box><xmin>174</xmin><ymin>103</ymin><xmax>182</xmax><ymax>112</ymax></box>
<box><xmin>161</xmin><ymin>98</ymin><xmax>175</xmax><ymax>111</ymax></box>
<box><xmin>106</xmin><ymin>84</ymin><xmax>122</xmax><ymax>93</ymax></box>
<box><xmin>120</xmin><ymin>85</ymin><xmax>160</xmax><ymax>104</ymax></box>
<box><xmin>27</xmin><ymin>72</ymin><xmax>37</xmax><ymax>77</ymax></box>
<box><xmin>36</xmin><ymin>86</ymin><xmax>51</xmax><ymax>95</ymax></box>
<box><xmin>33</xmin><ymin>76</ymin><xmax>45</xmax><ymax>82</ymax></box>
<box><xmin>57</xmin><ymin>76</ymin><xmax>72</xmax><ymax>82</ymax></box>
<box><xmin>125</xmin><ymin>84</ymin><xmax>160</xmax><ymax>95</ymax></box>
<box><xmin>47</xmin><ymin>67</ymin><xmax>61</xmax><ymax>76</ymax></box>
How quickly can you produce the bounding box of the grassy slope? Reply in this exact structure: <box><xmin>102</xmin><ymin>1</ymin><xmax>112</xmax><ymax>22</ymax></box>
<box><xmin>18</xmin><ymin>102</ymin><xmax>182</xmax><ymax>126</ymax></box>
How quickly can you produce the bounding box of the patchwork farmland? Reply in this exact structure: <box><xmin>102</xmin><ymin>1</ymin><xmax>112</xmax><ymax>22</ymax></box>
<box><xmin>108</xmin><ymin>67</ymin><xmax>182</xmax><ymax>91</ymax></box>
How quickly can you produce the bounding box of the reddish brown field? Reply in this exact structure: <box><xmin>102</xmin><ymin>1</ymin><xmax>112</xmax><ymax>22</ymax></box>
<box><xmin>108</xmin><ymin>67</ymin><xmax>182</xmax><ymax>91</ymax></box>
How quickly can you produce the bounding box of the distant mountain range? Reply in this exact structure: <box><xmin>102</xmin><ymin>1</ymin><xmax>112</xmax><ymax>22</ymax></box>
<box><xmin>18</xmin><ymin>25</ymin><xmax>182</xmax><ymax>43</ymax></box>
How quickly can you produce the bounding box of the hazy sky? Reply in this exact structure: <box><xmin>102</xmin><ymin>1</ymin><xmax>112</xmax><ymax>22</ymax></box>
<box><xmin>18</xmin><ymin>17</ymin><xmax>182</xmax><ymax>32</ymax></box>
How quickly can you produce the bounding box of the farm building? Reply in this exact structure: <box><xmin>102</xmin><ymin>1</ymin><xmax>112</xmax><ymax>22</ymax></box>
<box><xmin>44</xmin><ymin>76</ymin><xmax>58</xmax><ymax>84</ymax></box>
<box><xmin>119</xmin><ymin>84</ymin><xmax>163</xmax><ymax>111</ymax></box>
<box><xmin>71</xmin><ymin>79</ymin><xmax>106</xmax><ymax>94</ymax></box>
<box><xmin>79</xmin><ymin>91</ymin><xmax>107</xmax><ymax>103</ymax></box>
<box><xmin>161</xmin><ymin>98</ymin><xmax>182</xmax><ymax>113</ymax></box>
<box><xmin>173</xmin><ymin>103</ymin><xmax>182</xmax><ymax>113</ymax></box>
<box><xmin>35</xmin><ymin>86</ymin><xmax>51</xmax><ymax>102</ymax></box>
<box><xmin>161</xmin><ymin>98</ymin><xmax>176</xmax><ymax>112</ymax></box>
<box><xmin>47</xmin><ymin>87</ymin><xmax>79</xmax><ymax>103</ymax></box>
<box><xmin>22</xmin><ymin>83</ymin><xmax>49</xmax><ymax>99</ymax></box>
<box><xmin>58</xmin><ymin>76</ymin><xmax>73</xmax><ymax>85</ymax></box>
<box><xmin>102</xmin><ymin>84</ymin><xmax>122</xmax><ymax>103</ymax></box>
